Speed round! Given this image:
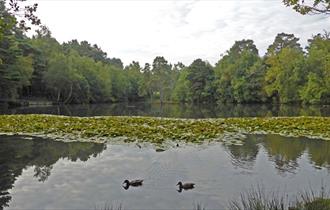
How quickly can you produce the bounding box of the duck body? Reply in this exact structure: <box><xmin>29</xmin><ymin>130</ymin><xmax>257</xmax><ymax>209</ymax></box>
<box><xmin>123</xmin><ymin>179</ymin><xmax>143</xmax><ymax>187</ymax></box>
<box><xmin>177</xmin><ymin>181</ymin><xmax>195</xmax><ymax>190</ymax></box>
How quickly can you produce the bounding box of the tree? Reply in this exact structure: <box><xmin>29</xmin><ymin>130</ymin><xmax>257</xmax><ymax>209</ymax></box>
<box><xmin>106</xmin><ymin>57</ymin><xmax>123</xmax><ymax>69</ymax></box>
<box><xmin>0</xmin><ymin>2</ymin><xmax>34</xmax><ymax>99</ymax></box>
<box><xmin>172</xmin><ymin>68</ymin><xmax>191</xmax><ymax>102</ymax></box>
<box><xmin>0</xmin><ymin>1</ymin><xmax>16</xmax><ymax>41</ymax></box>
<box><xmin>265</xmin><ymin>47</ymin><xmax>305</xmax><ymax>103</ymax></box>
<box><xmin>7</xmin><ymin>0</ymin><xmax>41</xmax><ymax>30</ymax></box>
<box><xmin>124</xmin><ymin>61</ymin><xmax>143</xmax><ymax>101</ymax></box>
<box><xmin>266</xmin><ymin>33</ymin><xmax>302</xmax><ymax>57</ymax></box>
<box><xmin>283</xmin><ymin>0</ymin><xmax>330</xmax><ymax>15</ymax></box>
<box><xmin>235</xmin><ymin>60</ymin><xmax>267</xmax><ymax>103</ymax></box>
<box><xmin>300</xmin><ymin>33</ymin><xmax>330</xmax><ymax>104</ymax></box>
<box><xmin>264</xmin><ymin>33</ymin><xmax>305</xmax><ymax>103</ymax></box>
<box><xmin>63</xmin><ymin>40</ymin><xmax>107</xmax><ymax>62</ymax></box>
<box><xmin>138</xmin><ymin>63</ymin><xmax>153</xmax><ymax>100</ymax></box>
<box><xmin>43</xmin><ymin>51</ymin><xmax>90</xmax><ymax>103</ymax></box>
<box><xmin>29</xmin><ymin>30</ymin><xmax>62</xmax><ymax>97</ymax></box>
<box><xmin>186</xmin><ymin>59</ymin><xmax>215</xmax><ymax>103</ymax></box>
<box><xmin>151</xmin><ymin>56</ymin><xmax>172</xmax><ymax>103</ymax></box>
<box><xmin>214</xmin><ymin>40</ymin><xmax>265</xmax><ymax>103</ymax></box>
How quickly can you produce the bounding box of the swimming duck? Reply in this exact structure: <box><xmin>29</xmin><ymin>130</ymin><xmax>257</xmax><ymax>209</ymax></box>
<box><xmin>176</xmin><ymin>181</ymin><xmax>195</xmax><ymax>190</ymax></box>
<box><xmin>122</xmin><ymin>179</ymin><xmax>143</xmax><ymax>189</ymax></box>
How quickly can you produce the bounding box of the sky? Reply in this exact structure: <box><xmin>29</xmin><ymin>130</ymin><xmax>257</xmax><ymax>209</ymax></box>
<box><xmin>29</xmin><ymin>0</ymin><xmax>330</xmax><ymax>66</ymax></box>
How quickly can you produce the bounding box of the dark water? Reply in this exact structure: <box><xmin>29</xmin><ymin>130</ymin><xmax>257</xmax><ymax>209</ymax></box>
<box><xmin>1</xmin><ymin>102</ymin><xmax>330</xmax><ymax>118</ymax></box>
<box><xmin>1</xmin><ymin>135</ymin><xmax>330</xmax><ymax>210</ymax></box>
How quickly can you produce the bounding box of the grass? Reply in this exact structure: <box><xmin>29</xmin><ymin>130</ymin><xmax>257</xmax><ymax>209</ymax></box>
<box><xmin>194</xmin><ymin>202</ymin><xmax>207</xmax><ymax>210</ymax></box>
<box><xmin>95</xmin><ymin>203</ymin><xmax>207</xmax><ymax>210</ymax></box>
<box><xmin>93</xmin><ymin>187</ymin><xmax>330</xmax><ymax>210</ymax></box>
<box><xmin>290</xmin><ymin>186</ymin><xmax>330</xmax><ymax>210</ymax></box>
<box><xmin>229</xmin><ymin>185</ymin><xmax>330</xmax><ymax>210</ymax></box>
<box><xmin>94</xmin><ymin>203</ymin><xmax>122</xmax><ymax>210</ymax></box>
<box><xmin>0</xmin><ymin>114</ymin><xmax>329</xmax><ymax>143</ymax></box>
<box><xmin>229</xmin><ymin>185</ymin><xmax>287</xmax><ymax>210</ymax></box>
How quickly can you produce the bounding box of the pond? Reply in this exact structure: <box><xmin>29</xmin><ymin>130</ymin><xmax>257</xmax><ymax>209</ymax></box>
<box><xmin>1</xmin><ymin>134</ymin><xmax>330</xmax><ymax>210</ymax></box>
<box><xmin>1</xmin><ymin>102</ymin><xmax>330</xmax><ymax>118</ymax></box>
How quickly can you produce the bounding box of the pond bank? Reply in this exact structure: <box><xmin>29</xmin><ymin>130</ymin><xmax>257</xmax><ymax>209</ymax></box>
<box><xmin>0</xmin><ymin>99</ymin><xmax>54</xmax><ymax>108</ymax></box>
<box><xmin>0</xmin><ymin>114</ymin><xmax>329</xmax><ymax>143</ymax></box>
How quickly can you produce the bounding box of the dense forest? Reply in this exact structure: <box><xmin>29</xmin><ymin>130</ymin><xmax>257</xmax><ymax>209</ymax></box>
<box><xmin>1</xmin><ymin>1</ymin><xmax>330</xmax><ymax>105</ymax></box>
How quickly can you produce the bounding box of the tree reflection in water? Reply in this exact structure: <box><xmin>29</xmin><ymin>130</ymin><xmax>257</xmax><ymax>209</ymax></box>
<box><xmin>1</xmin><ymin>102</ymin><xmax>330</xmax><ymax>118</ymax></box>
<box><xmin>224</xmin><ymin>135</ymin><xmax>260</xmax><ymax>170</ymax></box>
<box><xmin>224</xmin><ymin>134</ymin><xmax>330</xmax><ymax>174</ymax></box>
<box><xmin>0</xmin><ymin>135</ymin><xmax>105</xmax><ymax>209</ymax></box>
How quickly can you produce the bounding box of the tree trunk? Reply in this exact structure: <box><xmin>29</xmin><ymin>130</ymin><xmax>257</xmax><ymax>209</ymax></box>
<box><xmin>57</xmin><ymin>89</ymin><xmax>61</xmax><ymax>103</ymax></box>
<box><xmin>160</xmin><ymin>85</ymin><xmax>164</xmax><ymax>104</ymax></box>
<box><xmin>64</xmin><ymin>84</ymin><xmax>73</xmax><ymax>104</ymax></box>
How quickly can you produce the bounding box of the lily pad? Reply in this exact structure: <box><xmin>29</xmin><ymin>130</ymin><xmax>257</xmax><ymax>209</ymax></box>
<box><xmin>0</xmin><ymin>115</ymin><xmax>329</xmax><ymax>143</ymax></box>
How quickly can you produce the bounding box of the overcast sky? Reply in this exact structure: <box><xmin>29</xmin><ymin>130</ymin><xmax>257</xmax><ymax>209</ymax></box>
<box><xmin>30</xmin><ymin>0</ymin><xmax>329</xmax><ymax>66</ymax></box>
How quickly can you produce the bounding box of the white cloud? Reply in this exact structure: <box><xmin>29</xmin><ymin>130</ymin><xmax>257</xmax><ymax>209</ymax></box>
<box><xmin>31</xmin><ymin>0</ymin><xmax>330</xmax><ymax>66</ymax></box>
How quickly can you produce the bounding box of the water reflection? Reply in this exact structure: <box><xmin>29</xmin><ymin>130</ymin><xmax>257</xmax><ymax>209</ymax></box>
<box><xmin>1</xmin><ymin>134</ymin><xmax>330</xmax><ymax>209</ymax></box>
<box><xmin>1</xmin><ymin>102</ymin><xmax>330</xmax><ymax>117</ymax></box>
<box><xmin>224</xmin><ymin>135</ymin><xmax>260</xmax><ymax>170</ymax></box>
<box><xmin>0</xmin><ymin>135</ymin><xmax>105</xmax><ymax>209</ymax></box>
<box><xmin>262</xmin><ymin>135</ymin><xmax>306</xmax><ymax>174</ymax></box>
<box><xmin>225</xmin><ymin>135</ymin><xmax>330</xmax><ymax>174</ymax></box>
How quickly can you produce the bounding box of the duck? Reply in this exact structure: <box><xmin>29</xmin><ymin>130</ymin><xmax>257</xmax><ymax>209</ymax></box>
<box><xmin>176</xmin><ymin>181</ymin><xmax>195</xmax><ymax>190</ymax></box>
<box><xmin>122</xmin><ymin>179</ymin><xmax>143</xmax><ymax>189</ymax></box>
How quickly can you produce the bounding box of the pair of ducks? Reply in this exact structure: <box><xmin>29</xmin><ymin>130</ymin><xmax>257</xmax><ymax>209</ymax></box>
<box><xmin>122</xmin><ymin>179</ymin><xmax>195</xmax><ymax>191</ymax></box>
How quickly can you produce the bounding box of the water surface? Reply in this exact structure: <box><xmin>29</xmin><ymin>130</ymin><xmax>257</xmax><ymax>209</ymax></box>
<box><xmin>1</xmin><ymin>102</ymin><xmax>330</xmax><ymax>118</ymax></box>
<box><xmin>1</xmin><ymin>135</ymin><xmax>330</xmax><ymax>210</ymax></box>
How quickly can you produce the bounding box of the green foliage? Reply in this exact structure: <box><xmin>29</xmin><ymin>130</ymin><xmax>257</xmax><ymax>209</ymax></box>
<box><xmin>0</xmin><ymin>1</ymin><xmax>16</xmax><ymax>41</ymax></box>
<box><xmin>63</xmin><ymin>40</ymin><xmax>106</xmax><ymax>62</ymax></box>
<box><xmin>266</xmin><ymin>33</ymin><xmax>302</xmax><ymax>56</ymax></box>
<box><xmin>172</xmin><ymin>68</ymin><xmax>191</xmax><ymax>102</ymax></box>
<box><xmin>214</xmin><ymin>40</ymin><xmax>265</xmax><ymax>103</ymax></box>
<box><xmin>265</xmin><ymin>47</ymin><xmax>305</xmax><ymax>103</ymax></box>
<box><xmin>264</xmin><ymin>33</ymin><xmax>305</xmax><ymax>103</ymax></box>
<box><xmin>124</xmin><ymin>61</ymin><xmax>143</xmax><ymax>101</ymax></box>
<box><xmin>150</xmin><ymin>56</ymin><xmax>174</xmax><ymax>103</ymax></box>
<box><xmin>139</xmin><ymin>63</ymin><xmax>153</xmax><ymax>99</ymax></box>
<box><xmin>0</xmin><ymin>3</ymin><xmax>35</xmax><ymax>99</ymax></box>
<box><xmin>187</xmin><ymin>59</ymin><xmax>215</xmax><ymax>103</ymax></box>
<box><xmin>300</xmin><ymin>33</ymin><xmax>330</xmax><ymax>104</ymax></box>
<box><xmin>63</xmin><ymin>39</ymin><xmax>123</xmax><ymax>69</ymax></box>
<box><xmin>283</xmin><ymin>0</ymin><xmax>330</xmax><ymax>15</ymax></box>
<box><xmin>44</xmin><ymin>52</ymin><xmax>80</xmax><ymax>103</ymax></box>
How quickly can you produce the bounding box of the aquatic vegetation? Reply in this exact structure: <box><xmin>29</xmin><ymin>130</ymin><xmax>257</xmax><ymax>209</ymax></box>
<box><xmin>0</xmin><ymin>115</ymin><xmax>329</xmax><ymax>143</ymax></box>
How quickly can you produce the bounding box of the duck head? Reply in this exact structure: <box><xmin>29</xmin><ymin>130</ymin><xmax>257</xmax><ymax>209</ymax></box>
<box><xmin>123</xmin><ymin>180</ymin><xmax>130</xmax><ymax>185</ymax></box>
<box><xmin>176</xmin><ymin>181</ymin><xmax>183</xmax><ymax>188</ymax></box>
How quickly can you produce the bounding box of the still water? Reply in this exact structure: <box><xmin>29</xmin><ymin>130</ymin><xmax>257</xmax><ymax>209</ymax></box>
<box><xmin>1</xmin><ymin>135</ymin><xmax>330</xmax><ymax>210</ymax></box>
<box><xmin>1</xmin><ymin>102</ymin><xmax>330</xmax><ymax>118</ymax></box>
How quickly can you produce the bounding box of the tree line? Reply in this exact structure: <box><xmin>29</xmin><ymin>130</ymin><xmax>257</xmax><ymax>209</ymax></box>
<box><xmin>1</xmin><ymin>1</ymin><xmax>330</xmax><ymax>105</ymax></box>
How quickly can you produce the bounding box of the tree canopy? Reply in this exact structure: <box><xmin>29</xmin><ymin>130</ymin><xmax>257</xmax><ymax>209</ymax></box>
<box><xmin>283</xmin><ymin>0</ymin><xmax>330</xmax><ymax>15</ymax></box>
